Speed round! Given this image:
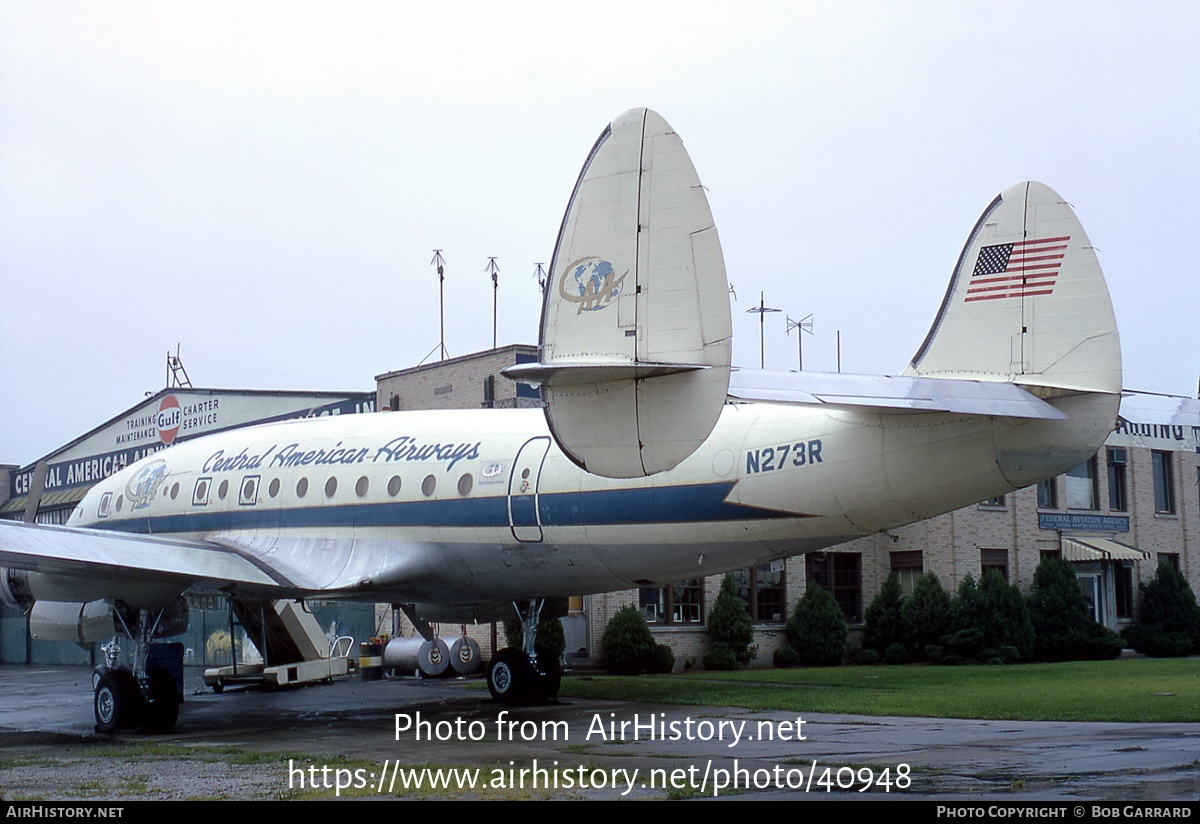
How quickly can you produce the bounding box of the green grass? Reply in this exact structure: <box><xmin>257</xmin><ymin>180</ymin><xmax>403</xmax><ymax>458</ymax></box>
<box><xmin>560</xmin><ymin>658</ymin><xmax>1200</xmax><ymax>722</ymax></box>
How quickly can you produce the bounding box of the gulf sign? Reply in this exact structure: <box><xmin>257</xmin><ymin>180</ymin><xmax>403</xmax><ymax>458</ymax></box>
<box><xmin>156</xmin><ymin>395</ymin><xmax>181</xmax><ymax>445</ymax></box>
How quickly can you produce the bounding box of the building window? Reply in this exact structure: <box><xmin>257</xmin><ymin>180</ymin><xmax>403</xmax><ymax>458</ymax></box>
<box><xmin>807</xmin><ymin>553</ymin><xmax>862</xmax><ymax>623</ymax></box>
<box><xmin>1157</xmin><ymin>552</ymin><xmax>1180</xmax><ymax>572</ymax></box>
<box><xmin>1107</xmin><ymin>447</ymin><xmax>1127</xmax><ymax>512</ymax></box>
<box><xmin>1152</xmin><ymin>451</ymin><xmax>1175</xmax><ymax>514</ymax></box>
<box><xmin>639</xmin><ymin>580</ymin><xmax>703</xmax><ymax>625</ymax></box>
<box><xmin>1065</xmin><ymin>456</ymin><xmax>1098</xmax><ymax>510</ymax></box>
<box><xmin>979</xmin><ymin>495</ymin><xmax>1005</xmax><ymax>508</ymax></box>
<box><xmin>980</xmin><ymin>548</ymin><xmax>1009</xmax><ymax>581</ymax></box>
<box><xmin>733</xmin><ymin>564</ymin><xmax>786</xmax><ymax>623</ymax></box>
<box><xmin>1037</xmin><ymin>478</ymin><xmax>1058</xmax><ymax>509</ymax></box>
<box><xmin>889</xmin><ymin>550</ymin><xmax>923</xmax><ymax>596</ymax></box>
<box><xmin>1114</xmin><ymin>561</ymin><xmax>1134</xmax><ymax>619</ymax></box>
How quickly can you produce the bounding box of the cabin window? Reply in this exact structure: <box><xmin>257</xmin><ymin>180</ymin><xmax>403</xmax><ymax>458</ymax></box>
<box><xmin>239</xmin><ymin>476</ymin><xmax>258</xmax><ymax>506</ymax></box>
<box><xmin>356</xmin><ymin>476</ymin><xmax>369</xmax><ymax>497</ymax></box>
<box><xmin>296</xmin><ymin>478</ymin><xmax>309</xmax><ymax>498</ymax></box>
<box><xmin>325</xmin><ymin>477</ymin><xmax>338</xmax><ymax>498</ymax></box>
<box><xmin>422</xmin><ymin>475</ymin><xmax>437</xmax><ymax>497</ymax></box>
<box><xmin>217</xmin><ymin>480</ymin><xmax>229</xmax><ymax>500</ymax></box>
<box><xmin>169</xmin><ymin>483</ymin><xmax>179</xmax><ymax>501</ymax></box>
<box><xmin>269</xmin><ymin>478</ymin><xmax>281</xmax><ymax>498</ymax></box>
<box><xmin>387</xmin><ymin>476</ymin><xmax>402</xmax><ymax>497</ymax></box>
<box><xmin>115</xmin><ymin>495</ymin><xmax>124</xmax><ymax>513</ymax></box>
<box><xmin>457</xmin><ymin>473</ymin><xmax>473</xmax><ymax>496</ymax></box>
<box><xmin>193</xmin><ymin>478</ymin><xmax>211</xmax><ymax>506</ymax></box>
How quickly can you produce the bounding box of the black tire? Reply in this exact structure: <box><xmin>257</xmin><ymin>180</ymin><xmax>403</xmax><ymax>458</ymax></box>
<box><xmin>211</xmin><ymin>679</ymin><xmax>224</xmax><ymax>694</ymax></box>
<box><xmin>531</xmin><ymin>657</ymin><xmax>561</xmax><ymax>701</ymax></box>
<box><xmin>487</xmin><ymin>648</ymin><xmax>527</xmax><ymax>703</ymax></box>
<box><xmin>94</xmin><ymin>670</ymin><xmax>137</xmax><ymax>734</ymax></box>
<box><xmin>141</xmin><ymin>668</ymin><xmax>179</xmax><ymax>733</ymax></box>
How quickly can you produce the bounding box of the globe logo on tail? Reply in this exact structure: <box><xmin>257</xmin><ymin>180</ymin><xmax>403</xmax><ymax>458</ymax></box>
<box><xmin>558</xmin><ymin>257</ymin><xmax>628</xmax><ymax>314</ymax></box>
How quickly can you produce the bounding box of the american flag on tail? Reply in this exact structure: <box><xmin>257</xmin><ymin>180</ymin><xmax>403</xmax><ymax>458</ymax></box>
<box><xmin>964</xmin><ymin>235</ymin><xmax>1070</xmax><ymax>302</ymax></box>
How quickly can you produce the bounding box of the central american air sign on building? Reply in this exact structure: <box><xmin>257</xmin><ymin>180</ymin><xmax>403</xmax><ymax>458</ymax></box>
<box><xmin>8</xmin><ymin>388</ymin><xmax>376</xmax><ymax>500</ymax></box>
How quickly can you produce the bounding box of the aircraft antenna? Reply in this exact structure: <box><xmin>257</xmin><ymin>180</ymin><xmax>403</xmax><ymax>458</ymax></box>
<box><xmin>533</xmin><ymin>262</ymin><xmax>547</xmax><ymax>292</ymax></box>
<box><xmin>166</xmin><ymin>343</ymin><xmax>193</xmax><ymax>389</ymax></box>
<box><xmin>431</xmin><ymin>250</ymin><xmax>449</xmax><ymax>362</ymax></box>
<box><xmin>486</xmin><ymin>256</ymin><xmax>500</xmax><ymax>349</ymax></box>
<box><xmin>786</xmin><ymin>313</ymin><xmax>814</xmax><ymax>371</ymax></box>
<box><xmin>746</xmin><ymin>292</ymin><xmax>780</xmax><ymax>369</ymax></box>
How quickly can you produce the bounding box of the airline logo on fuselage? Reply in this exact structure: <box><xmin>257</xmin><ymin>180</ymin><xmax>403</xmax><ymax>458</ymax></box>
<box><xmin>202</xmin><ymin>435</ymin><xmax>483</xmax><ymax>475</ymax></box>
<box><xmin>559</xmin><ymin>257</ymin><xmax>627</xmax><ymax>313</ymax></box>
<box><xmin>126</xmin><ymin>459</ymin><xmax>169</xmax><ymax>509</ymax></box>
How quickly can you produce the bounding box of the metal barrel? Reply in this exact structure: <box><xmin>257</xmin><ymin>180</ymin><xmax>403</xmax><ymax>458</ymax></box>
<box><xmin>358</xmin><ymin>640</ymin><xmax>383</xmax><ymax>680</ymax></box>
<box><xmin>447</xmin><ymin>635</ymin><xmax>482</xmax><ymax>675</ymax></box>
<box><xmin>383</xmin><ymin>636</ymin><xmax>451</xmax><ymax>677</ymax></box>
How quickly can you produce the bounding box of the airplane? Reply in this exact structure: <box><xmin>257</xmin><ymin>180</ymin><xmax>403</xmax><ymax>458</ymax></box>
<box><xmin>0</xmin><ymin>108</ymin><xmax>1120</xmax><ymax>732</ymax></box>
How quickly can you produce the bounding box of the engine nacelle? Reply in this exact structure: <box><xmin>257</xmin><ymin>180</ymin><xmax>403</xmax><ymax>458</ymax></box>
<box><xmin>0</xmin><ymin>568</ymin><xmax>34</xmax><ymax>610</ymax></box>
<box><xmin>28</xmin><ymin>600</ymin><xmax>114</xmax><ymax>647</ymax></box>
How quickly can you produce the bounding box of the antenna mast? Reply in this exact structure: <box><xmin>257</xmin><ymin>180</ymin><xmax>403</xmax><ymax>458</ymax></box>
<box><xmin>786</xmin><ymin>313</ymin><xmax>814</xmax><ymax>371</ymax></box>
<box><xmin>166</xmin><ymin>344</ymin><xmax>193</xmax><ymax>388</ymax></box>
<box><xmin>486</xmin><ymin>256</ymin><xmax>500</xmax><ymax>349</ymax></box>
<box><xmin>745</xmin><ymin>292</ymin><xmax>781</xmax><ymax>370</ymax></box>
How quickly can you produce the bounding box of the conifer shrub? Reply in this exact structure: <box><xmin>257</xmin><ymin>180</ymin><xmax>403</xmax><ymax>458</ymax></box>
<box><xmin>785</xmin><ymin>582</ymin><xmax>846</xmax><ymax>666</ymax></box>
<box><xmin>1122</xmin><ymin>560</ymin><xmax>1200</xmax><ymax>657</ymax></box>
<box><xmin>707</xmin><ymin>573</ymin><xmax>756</xmax><ymax>666</ymax></box>
<box><xmin>900</xmin><ymin>572</ymin><xmax>951</xmax><ymax>659</ymax></box>
<box><xmin>601</xmin><ymin>605</ymin><xmax>658</xmax><ymax>674</ymax></box>
<box><xmin>1029</xmin><ymin>555</ymin><xmax>1124</xmax><ymax>661</ymax></box>
<box><xmin>863</xmin><ymin>572</ymin><xmax>905</xmax><ymax>654</ymax></box>
<box><xmin>652</xmin><ymin>643</ymin><xmax>676</xmax><ymax>674</ymax></box>
<box><xmin>936</xmin><ymin>572</ymin><xmax>1032</xmax><ymax>664</ymax></box>
<box><xmin>702</xmin><ymin>641</ymin><xmax>739</xmax><ymax>671</ymax></box>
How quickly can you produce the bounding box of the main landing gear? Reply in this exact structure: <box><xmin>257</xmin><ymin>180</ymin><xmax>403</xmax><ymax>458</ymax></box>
<box><xmin>92</xmin><ymin>602</ymin><xmax>184</xmax><ymax>733</ymax></box>
<box><xmin>486</xmin><ymin>599</ymin><xmax>561</xmax><ymax>704</ymax></box>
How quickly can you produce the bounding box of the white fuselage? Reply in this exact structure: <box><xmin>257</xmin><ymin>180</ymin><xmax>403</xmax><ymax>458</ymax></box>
<box><xmin>67</xmin><ymin>391</ymin><xmax>1115</xmax><ymax>608</ymax></box>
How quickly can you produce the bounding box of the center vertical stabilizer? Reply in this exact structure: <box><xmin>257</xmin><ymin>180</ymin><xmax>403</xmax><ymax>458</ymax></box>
<box><xmin>504</xmin><ymin>108</ymin><xmax>732</xmax><ymax>478</ymax></box>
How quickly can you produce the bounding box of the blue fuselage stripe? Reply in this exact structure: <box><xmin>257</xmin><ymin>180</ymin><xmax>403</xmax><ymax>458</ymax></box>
<box><xmin>87</xmin><ymin>481</ymin><xmax>788</xmax><ymax>534</ymax></box>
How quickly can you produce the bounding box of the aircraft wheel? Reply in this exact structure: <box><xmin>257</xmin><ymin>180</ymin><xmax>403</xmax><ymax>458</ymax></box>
<box><xmin>531</xmin><ymin>658</ymin><xmax>561</xmax><ymax>701</ymax></box>
<box><xmin>94</xmin><ymin>670</ymin><xmax>138</xmax><ymax>734</ymax></box>
<box><xmin>211</xmin><ymin>679</ymin><xmax>224</xmax><ymax>694</ymax></box>
<box><xmin>487</xmin><ymin>648</ymin><xmax>528</xmax><ymax>703</ymax></box>
<box><xmin>141</xmin><ymin>668</ymin><xmax>179</xmax><ymax>733</ymax></box>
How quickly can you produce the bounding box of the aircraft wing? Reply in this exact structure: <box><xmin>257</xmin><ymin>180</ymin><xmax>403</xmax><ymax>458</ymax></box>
<box><xmin>0</xmin><ymin>519</ymin><xmax>293</xmax><ymax>596</ymax></box>
<box><xmin>727</xmin><ymin>369</ymin><xmax>1068</xmax><ymax>420</ymax></box>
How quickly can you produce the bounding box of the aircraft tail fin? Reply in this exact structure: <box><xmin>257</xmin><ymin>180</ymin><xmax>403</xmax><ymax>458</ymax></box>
<box><xmin>905</xmin><ymin>181</ymin><xmax>1121</xmax><ymax>396</ymax></box>
<box><xmin>504</xmin><ymin>107</ymin><xmax>732</xmax><ymax>479</ymax></box>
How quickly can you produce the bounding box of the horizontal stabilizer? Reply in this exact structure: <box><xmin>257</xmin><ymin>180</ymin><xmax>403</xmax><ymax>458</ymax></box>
<box><xmin>503</xmin><ymin>360</ymin><xmax>707</xmax><ymax>388</ymax></box>
<box><xmin>728</xmin><ymin>369</ymin><xmax>1068</xmax><ymax>420</ymax></box>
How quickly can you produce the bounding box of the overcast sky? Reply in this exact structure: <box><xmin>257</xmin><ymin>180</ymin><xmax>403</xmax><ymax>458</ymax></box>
<box><xmin>2</xmin><ymin>2</ymin><xmax>1197</xmax><ymax>467</ymax></box>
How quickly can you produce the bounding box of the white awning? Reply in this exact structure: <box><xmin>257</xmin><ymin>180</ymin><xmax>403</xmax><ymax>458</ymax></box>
<box><xmin>1062</xmin><ymin>537</ymin><xmax>1149</xmax><ymax>562</ymax></box>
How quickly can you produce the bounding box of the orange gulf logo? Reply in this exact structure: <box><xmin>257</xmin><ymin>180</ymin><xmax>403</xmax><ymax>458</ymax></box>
<box><xmin>156</xmin><ymin>395</ymin><xmax>181</xmax><ymax>445</ymax></box>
